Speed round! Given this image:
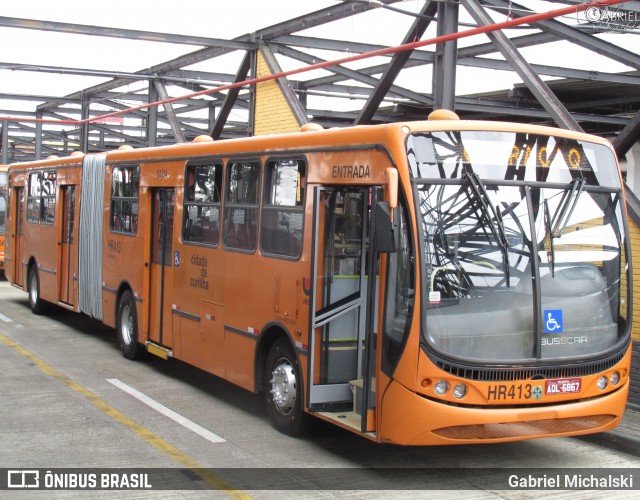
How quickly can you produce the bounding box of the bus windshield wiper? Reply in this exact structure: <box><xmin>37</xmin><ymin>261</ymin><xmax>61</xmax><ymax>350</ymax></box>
<box><xmin>544</xmin><ymin>199</ymin><xmax>555</xmax><ymax>278</ymax></box>
<box><xmin>551</xmin><ymin>178</ymin><xmax>586</xmax><ymax>238</ymax></box>
<box><xmin>464</xmin><ymin>172</ymin><xmax>511</xmax><ymax>287</ymax></box>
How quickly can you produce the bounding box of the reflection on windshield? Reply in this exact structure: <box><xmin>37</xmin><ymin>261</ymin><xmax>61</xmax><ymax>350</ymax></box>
<box><xmin>407</xmin><ymin>131</ymin><xmax>627</xmax><ymax>363</ymax></box>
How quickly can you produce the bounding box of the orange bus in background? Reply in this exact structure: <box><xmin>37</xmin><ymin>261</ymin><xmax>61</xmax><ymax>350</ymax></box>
<box><xmin>5</xmin><ymin>111</ymin><xmax>633</xmax><ymax>445</ymax></box>
<box><xmin>0</xmin><ymin>165</ymin><xmax>8</xmax><ymax>277</ymax></box>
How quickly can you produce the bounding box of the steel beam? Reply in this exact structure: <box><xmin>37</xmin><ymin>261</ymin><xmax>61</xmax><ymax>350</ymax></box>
<box><xmin>356</xmin><ymin>1</ymin><xmax>438</xmax><ymax>124</ymax></box>
<box><xmin>484</xmin><ymin>0</ymin><xmax>640</xmax><ymax>70</ymax></box>
<box><xmin>147</xmin><ymin>82</ymin><xmax>159</xmax><ymax>147</ymax></box>
<box><xmin>272</xmin><ymin>34</ymin><xmax>640</xmax><ymax>87</ymax></box>
<box><xmin>274</xmin><ymin>44</ymin><xmax>432</xmax><ymax>105</ymax></box>
<box><xmin>35</xmin><ymin>111</ymin><xmax>43</xmax><ymax>160</ymax></box>
<box><xmin>432</xmin><ymin>0</ymin><xmax>459</xmax><ymax>111</ymax></box>
<box><xmin>613</xmin><ymin>110</ymin><xmax>640</xmax><ymax>158</ymax></box>
<box><xmin>0</xmin><ymin>62</ymin><xmax>232</xmax><ymax>88</ymax></box>
<box><xmin>37</xmin><ymin>1</ymin><xmax>402</xmax><ymax>112</ymax></box>
<box><xmin>210</xmin><ymin>51</ymin><xmax>252</xmax><ymax>139</ymax></box>
<box><xmin>0</xmin><ymin>16</ymin><xmax>253</xmax><ymax>51</ymax></box>
<box><xmin>80</xmin><ymin>98</ymin><xmax>90</xmax><ymax>152</ymax></box>
<box><xmin>259</xmin><ymin>45</ymin><xmax>309</xmax><ymax>127</ymax></box>
<box><xmin>462</xmin><ymin>0</ymin><xmax>582</xmax><ymax>131</ymax></box>
<box><xmin>456</xmin><ymin>58</ymin><xmax>640</xmax><ymax>86</ymax></box>
<box><xmin>153</xmin><ymin>81</ymin><xmax>185</xmax><ymax>143</ymax></box>
<box><xmin>1</xmin><ymin>124</ymin><xmax>8</xmax><ymax>164</ymax></box>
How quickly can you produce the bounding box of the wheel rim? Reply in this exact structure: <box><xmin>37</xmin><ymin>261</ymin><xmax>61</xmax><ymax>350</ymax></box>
<box><xmin>270</xmin><ymin>357</ymin><xmax>297</xmax><ymax>415</ymax></box>
<box><xmin>120</xmin><ymin>303</ymin><xmax>133</xmax><ymax>345</ymax></box>
<box><xmin>29</xmin><ymin>272</ymin><xmax>38</xmax><ymax>306</ymax></box>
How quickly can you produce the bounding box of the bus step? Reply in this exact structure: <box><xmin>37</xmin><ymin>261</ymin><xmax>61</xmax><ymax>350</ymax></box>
<box><xmin>349</xmin><ymin>378</ymin><xmax>376</xmax><ymax>415</ymax></box>
<box><xmin>145</xmin><ymin>342</ymin><xmax>172</xmax><ymax>360</ymax></box>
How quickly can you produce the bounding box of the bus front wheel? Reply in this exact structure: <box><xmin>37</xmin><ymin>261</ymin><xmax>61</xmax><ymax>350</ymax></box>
<box><xmin>116</xmin><ymin>290</ymin><xmax>144</xmax><ymax>360</ymax></box>
<box><xmin>28</xmin><ymin>266</ymin><xmax>46</xmax><ymax>315</ymax></box>
<box><xmin>264</xmin><ymin>338</ymin><xmax>309</xmax><ymax>436</ymax></box>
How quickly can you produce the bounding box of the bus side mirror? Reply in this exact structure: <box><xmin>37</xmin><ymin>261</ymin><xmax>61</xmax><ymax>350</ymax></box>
<box><xmin>385</xmin><ymin>168</ymin><xmax>398</xmax><ymax>211</ymax></box>
<box><xmin>375</xmin><ymin>201</ymin><xmax>399</xmax><ymax>253</ymax></box>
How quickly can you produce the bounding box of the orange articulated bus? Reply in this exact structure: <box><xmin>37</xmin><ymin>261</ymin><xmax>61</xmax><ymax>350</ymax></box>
<box><xmin>5</xmin><ymin>111</ymin><xmax>632</xmax><ymax>445</ymax></box>
<box><xmin>0</xmin><ymin>165</ymin><xmax>8</xmax><ymax>277</ymax></box>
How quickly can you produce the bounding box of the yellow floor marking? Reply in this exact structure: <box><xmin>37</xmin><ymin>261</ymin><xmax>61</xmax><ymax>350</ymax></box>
<box><xmin>0</xmin><ymin>331</ymin><xmax>251</xmax><ymax>499</ymax></box>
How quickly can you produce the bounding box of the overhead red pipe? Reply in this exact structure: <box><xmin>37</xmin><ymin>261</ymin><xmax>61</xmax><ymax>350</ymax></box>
<box><xmin>0</xmin><ymin>0</ymin><xmax>632</xmax><ymax>126</ymax></box>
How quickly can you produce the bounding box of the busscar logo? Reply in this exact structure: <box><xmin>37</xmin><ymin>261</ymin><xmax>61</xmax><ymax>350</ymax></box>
<box><xmin>8</xmin><ymin>470</ymin><xmax>39</xmax><ymax>488</ymax></box>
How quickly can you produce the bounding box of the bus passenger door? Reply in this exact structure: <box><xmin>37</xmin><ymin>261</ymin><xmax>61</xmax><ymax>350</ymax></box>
<box><xmin>59</xmin><ymin>186</ymin><xmax>76</xmax><ymax>305</ymax></box>
<box><xmin>148</xmin><ymin>188</ymin><xmax>175</xmax><ymax>351</ymax></box>
<box><xmin>12</xmin><ymin>187</ymin><xmax>24</xmax><ymax>288</ymax></box>
<box><xmin>309</xmin><ymin>187</ymin><xmax>379</xmax><ymax>433</ymax></box>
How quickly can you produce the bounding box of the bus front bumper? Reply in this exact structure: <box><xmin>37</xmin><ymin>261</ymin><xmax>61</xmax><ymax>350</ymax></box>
<box><xmin>379</xmin><ymin>379</ymin><xmax>629</xmax><ymax>446</ymax></box>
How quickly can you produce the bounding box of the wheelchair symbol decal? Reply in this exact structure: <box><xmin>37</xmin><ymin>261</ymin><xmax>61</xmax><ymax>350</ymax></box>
<box><xmin>544</xmin><ymin>309</ymin><xmax>563</xmax><ymax>334</ymax></box>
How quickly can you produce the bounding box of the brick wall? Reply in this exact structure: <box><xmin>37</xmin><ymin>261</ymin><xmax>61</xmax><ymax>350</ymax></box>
<box><xmin>253</xmin><ymin>51</ymin><xmax>301</xmax><ymax>136</ymax></box>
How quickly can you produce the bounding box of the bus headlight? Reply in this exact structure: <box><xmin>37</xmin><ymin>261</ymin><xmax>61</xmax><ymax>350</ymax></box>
<box><xmin>610</xmin><ymin>371</ymin><xmax>620</xmax><ymax>386</ymax></box>
<box><xmin>453</xmin><ymin>383</ymin><xmax>467</xmax><ymax>399</ymax></box>
<box><xmin>434</xmin><ymin>380</ymin><xmax>449</xmax><ymax>396</ymax></box>
<box><xmin>597</xmin><ymin>376</ymin><xmax>608</xmax><ymax>390</ymax></box>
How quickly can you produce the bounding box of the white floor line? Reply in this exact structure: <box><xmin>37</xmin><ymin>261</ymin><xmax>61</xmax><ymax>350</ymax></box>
<box><xmin>107</xmin><ymin>378</ymin><xmax>226</xmax><ymax>444</ymax></box>
<box><xmin>0</xmin><ymin>313</ymin><xmax>13</xmax><ymax>323</ymax></box>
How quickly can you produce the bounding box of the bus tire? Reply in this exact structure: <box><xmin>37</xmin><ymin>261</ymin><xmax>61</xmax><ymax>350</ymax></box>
<box><xmin>117</xmin><ymin>290</ymin><xmax>144</xmax><ymax>360</ymax></box>
<box><xmin>264</xmin><ymin>338</ymin><xmax>309</xmax><ymax>436</ymax></box>
<box><xmin>28</xmin><ymin>266</ymin><xmax>46</xmax><ymax>315</ymax></box>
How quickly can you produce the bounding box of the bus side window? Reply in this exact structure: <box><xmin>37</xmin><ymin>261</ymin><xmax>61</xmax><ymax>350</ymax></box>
<box><xmin>41</xmin><ymin>171</ymin><xmax>56</xmax><ymax>225</ymax></box>
<box><xmin>110</xmin><ymin>165</ymin><xmax>140</xmax><ymax>235</ymax></box>
<box><xmin>223</xmin><ymin>160</ymin><xmax>260</xmax><ymax>252</ymax></box>
<box><xmin>26</xmin><ymin>170</ymin><xmax>56</xmax><ymax>225</ymax></box>
<box><xmin>382</xmin><ymin>197</ymin><xmax>414</xmax><ymax>376</ymax></box>
<box><xmin>27</xmin><ymin>172</ymin><xmax>42</xmax><ymax>223</ymax></box>
<box><xmin>260</xmin><ymin>159</ymin><xmax>305</xmax><ymax>258</ymax></box>
<box><xmin>182</xmin><ymin>162</ymin><xmax>222</xmax><ymax>246</ymax></box>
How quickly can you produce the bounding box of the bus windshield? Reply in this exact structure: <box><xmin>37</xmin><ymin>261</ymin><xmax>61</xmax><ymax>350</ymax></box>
<box><xmin>407</xmin><ymin>130</ymin><xmax>628</xmax><ymax>363</ymax></box>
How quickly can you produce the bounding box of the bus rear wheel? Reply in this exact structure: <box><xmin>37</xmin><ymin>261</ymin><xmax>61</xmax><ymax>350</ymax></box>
<box><xmin>116</xmin><ymin>290</ymin><xmax>144</xmax><ymax>360</ymax></box>
<box><xmin>264</xmin><ymin>338</ymin><xmax>309</xmax><ymax>436</ymax></box>
<box><xmin>28</xmin><ymin>266</ymin><xmax>46</xmax><ymax>315</ymax></box>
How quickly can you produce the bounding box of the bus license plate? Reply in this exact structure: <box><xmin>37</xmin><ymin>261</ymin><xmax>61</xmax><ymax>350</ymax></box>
<box><xmin>545</xmin><ymin>378</ymin><xmax>581</xmax><ymax>395</ymax></box>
